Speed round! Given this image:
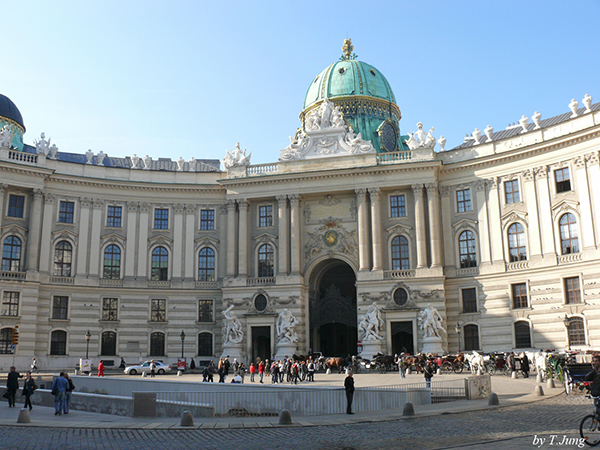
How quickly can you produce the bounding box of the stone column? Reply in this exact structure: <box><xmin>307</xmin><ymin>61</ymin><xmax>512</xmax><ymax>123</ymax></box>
<box><xmin>575</xmin><ymin>155</ymin><xmax>596</xmax><ymax>249</ymax></box>
<box><xmin>0</xmin><ymin>184</ymin><xmax>7</xmax><ymax>230</ymax></box>
<box><xmin>136</xmin><ymin>203</ymin><xmax>150</xmax><ymax>278</ymax></box>
<box><xmin>125</xmin><ymin>202</ymin><xmax>138</xmax><ymax>277</ymax></box>
<box><xmin>76</xmin><ymin>198</ymin><xmax>92</xmax><ymax>276</ymax></box>
<box><xmin>474</xmin><ymin>181</ymin><xmax>491</xmax><ymax>265</ymax></box>
<box><xmin>356</xmin><ymin>188</ymin><xmax>370</xmax><ymax>271</ymax></box>
<box><xmin>534</xmin><ymin>166</ymin><xmax>556</xmax><ymax>259</ymax></box>
<box><xmin>38</xmin><ymin>193</ymin><xmax>55</xmax><ymax>274</ymax></box>
<box><xmin>289</xmin><ymin>194</ymin><xmax>301</xmax><ymax>275</ymax></box>
<box><xmin>172</xmin><ymin>204</ymin><xmax>184</xmax><ymax>279</ymax></box>
<box><xmin>440</xmin><ymin>186</ymin><xmax>454</xmax><ymax>268</ymax></box>
<box><xmin>277</xmin><ymin>195</ymin><xmax>288</xmax><ymax>276</ymax></box>
<box><xmin>226</xmin><ymin>201</ymin><xmax>237</xmax><ymax>277</ymax></box>
<box><xmin>486</xmin><ymin>178</ymin><xmax>504</xmax><ymax>265</ymax></box>
<box><xmin>88</xmin><ymin>199</ymin><xmax>103</xmax><ymax>276</ymax></box>
<box><xmin>369</xmin><ymin>188</ymin><xmax>383</xmax><ymax>271</ymax></box>
<box><xmin>426</xmin><ymin>183</ymin><xmax>442</xmax><ymax>268</ymax></box>
<box><xmin>521</xmin><ymin>171</ymin><xmax>542</xmax><ymax>258</ymax></box>
<box><xmin>237</xmin><ymin>199</ymin><xmax>249</xmax><ymax>277</ymax></box>
<box><xmin>586</xmin><ymin>153</ymin><xmax>600</xmax><ymax>247</ymax></box>
<box><xmin>184</xmin><ymin>205</ymin><xmax>196</xmax><ymax>279</ymax></box>
<box><xmin>412</xmin><ymin>184</ymin><xmax>427</xmax><ymax>269</ymax></box>
<box><xmin>26</xmin><ymin>189</ymin><xmax>44</xmax><ymax>272</ymax></box>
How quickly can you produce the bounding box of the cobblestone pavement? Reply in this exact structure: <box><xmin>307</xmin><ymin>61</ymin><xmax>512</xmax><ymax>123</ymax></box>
<box><xmin>0</xmin><ymin>393</ymin><xmax>593</xmax><ymax>450</ymax></box>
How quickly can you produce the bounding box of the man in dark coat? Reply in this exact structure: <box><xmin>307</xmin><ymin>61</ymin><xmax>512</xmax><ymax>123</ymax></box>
<box><xmin>6</xmin><ymin>366</ymin><xmax>22</xmax><ymax>407</ymax></box>
<box><xmin>344</xmin><ymin>372</ymin><xmax>355</xmax><ymax>414</ymax></box>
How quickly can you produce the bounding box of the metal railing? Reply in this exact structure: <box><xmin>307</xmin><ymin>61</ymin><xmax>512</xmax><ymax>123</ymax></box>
<box><xmin>154</xmin><ymin>380</ymin><xmax>466</xmax><ymax>416</ymax></box>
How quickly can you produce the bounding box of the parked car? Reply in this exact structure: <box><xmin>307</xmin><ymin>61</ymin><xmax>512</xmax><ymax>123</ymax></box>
<box><xmin>124</xmin><ymin>360</ymin><xmax>171</xmax><ymax>375</ymax></box>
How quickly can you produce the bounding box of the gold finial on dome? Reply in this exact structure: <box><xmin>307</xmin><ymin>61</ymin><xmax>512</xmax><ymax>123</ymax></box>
<box><xmin>342</xmin><ymin>38</ymin><xmax>354</xmax><ymax>60</ymax></box>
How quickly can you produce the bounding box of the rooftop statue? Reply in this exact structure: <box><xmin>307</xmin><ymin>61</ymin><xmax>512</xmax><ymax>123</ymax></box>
<box><xmin>532</xmin><ymin>112</ymin><xmax>542</xmax><ymax>129</ymax></box>
<box><xmin>130</xmin><ymin>154</ymin><xmax>141</xmax><ymax>169</ymax></box>
<box><xmin>484</xmin><ymin>125</ymin><xmax>494</xmax><ymax>140</ymax></box>
<box><xmin>85</xmin><ymin>149</ymin><xmax>94</xmax><ymax>164</ymax></box>
<box><xmin>583</xmin><ymin>94</ymin><xmax>593</xmax><ymax>113</ymax></box>
<box><xmin>96</xmin><ymin>151</ymin><xmax>106</xmax><ymax>166</ymax></box>
<box><xmin>418</xmin><ymin>303</ymin><xmax>445</xmax><ymax>339</ymax></box>
<box><xmin>569</xmin><ymin>99</ymin><xmax>579</xmax><ymax>118</ymax></box>
<box><xmin>34</xmin><ymin>132</ymin><xmax>50</xmax><ymax>155</ymax></box>
<box><xmin>223</xmin><ymin>142</ymin><xmax>252</xmax><ymax>169</ymax></box>
<box><xmin>48</xmin><ymin>143</ymin><xmax>59</xmax><ymax>160</ymax></box>
<box><xmin>0</xmin><ymin>125</ymin><xmax>13</xmax><ymax>148</ymax></box>
<box><xmin>222</xmin><ymin>304</ymin><xmax>244</xmax><ymax>345</ymax></box>
<box><xmin>406</xmin><ymin>123</ymin><xmax>436</xmax><ymax>150</ymax></box>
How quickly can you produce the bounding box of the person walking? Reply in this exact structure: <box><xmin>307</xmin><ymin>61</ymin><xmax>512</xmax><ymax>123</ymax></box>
<box><xmin>31</xmin><ymin>357</ymin><xmax>38</xmax><ymax>373</ymax></box>
<box><xmin>423</xmin><ymin>360</ymin><xmax>434</xmax><ymax>389</ymax></box>
<box><xmin>344</xmin><ymin>372</ymin><xmax>355</xmax><ymax>414</ymax></box>
<box><xmin>51</xmin><ymin>372</ymin><xmax>68</xmax><ymax>415</ymax></box>
<box><xmin>64</xmin><ymin>373</ymin><xmax>75</xmax><ymax>414</ymax></box>
<box><xmin>97</xmin><ymin>360</ymin><xmax>105</xmax><ymax>377</ymax></box>
<box><xmin>22</xmin><ymin>371</ymin><xmax>36</xmax><ymax>411</ymax></box>
<box><xmin>6</xmin><ymin>366</ymin><xmax>22</xmax><ymax>408</ymax></box>
<box><xmin>149</xmin><ymin>360</ymin><xmax>156</xmax><ymax>378</ymax></box>
<box><xmin>119</xmin><ymin>357</ymin><xmax>126</xmax><ymax>370</ymax></box>
<box><xmin>307</xmin><ymin>359</ymin><xmax>315</xmax><ymax>382</ymax></box>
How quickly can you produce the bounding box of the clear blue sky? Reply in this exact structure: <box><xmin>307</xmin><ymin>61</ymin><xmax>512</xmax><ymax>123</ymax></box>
<box><xmin>3</xmin><ymin>1</ymin><xmax>599</xmax><ymax>165</ymax></box>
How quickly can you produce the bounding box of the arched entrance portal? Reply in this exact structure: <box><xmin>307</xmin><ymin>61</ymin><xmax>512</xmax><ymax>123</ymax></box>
<box><xmin>309</xmin><ymin>260</ymin><xmax>357</xmax><ymax>356</ymax></box>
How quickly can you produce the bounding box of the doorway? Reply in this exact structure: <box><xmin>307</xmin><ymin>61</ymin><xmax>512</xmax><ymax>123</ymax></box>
<box><xmin>309</xmin><ymin>260</ymin><xmax>357</xmax><ymax>356</ymax></box>
<box><xmin>251</xmin><ymin>326</ymin><xmax>271</xmax><ymax>363</ymax></box>
<box><xmin>391</xmin><ymin>321</ymin><xmax>414</xmax><ymax>355</ymax></box>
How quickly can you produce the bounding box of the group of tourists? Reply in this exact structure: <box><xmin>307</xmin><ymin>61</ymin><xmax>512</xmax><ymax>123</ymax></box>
<box><xmin>200</xmin><ymin>356</ymin><xmax>317</xmax><ymax>384</ymax></box>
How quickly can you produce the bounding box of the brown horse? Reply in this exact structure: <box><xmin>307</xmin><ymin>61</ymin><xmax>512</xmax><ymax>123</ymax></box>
<box><xmin>325</xmin><ymin>357</ymin><xmax>348</xmax><ymax>373</ymax></box>
<box><xmin>403</xmin><ymin>354</ymin><xmax>426</xmax><ymax>373</ymax></box>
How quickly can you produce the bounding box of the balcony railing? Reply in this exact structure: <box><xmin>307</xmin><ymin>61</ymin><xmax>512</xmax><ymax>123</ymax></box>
<box><xmin>558</xmin><ymin>253</ymin><xmax>583</xmax><ymax>264</ymax></box>
<box><xmin>383</xmin><ymin>270</ymin><xmax>416</xmax><ymax>279</ymax></box>
<box><xmin>49</xmin><ymin>276</ymin><xmax>74</xmax><ymax>285</ymax></box>
<box><xmin>0</xmin><ymin>271</ymin><xmax>26</xmax><ymax>280</ymax></box>
<box><xmin>246</xmin><ymin>277</ymin><xmax>276</xmax><ymax>286</ymax></box>
<box><xmin>148</xmin><ymin>280</ymin><xmax>171</xmax><ymax>288</ymax></box>
<box><xmin>195</xmin><ymin>281</ymin><xmax>219</xmax><ymax>289</ymax></box>
<box><xmin>454</xmin><ymin>267</ymin><xmax>480</xmax><ymax>277</ymax></box>
<box><xmin>506</xmin><ymin>260</ymin><xmax>529</xmax><ymax>271</ymax></box>
<box><xmin>376</xmin><ymin>151</ymin><xmax>413</xmax><ymax>164</ymax></box>
<box><xmin>100</xmin><ymin>278</ymin><xmax>123</xmax><ymax>287</ymax></box>
<box><xmin>247</xmin><ymin>163</ymin><xmax>278</xmax><ymax>175</ymax></box>
<box><xmin>8</xmin><ymin>150</ymin><xmax>38</xmax><ymax>164</ymax></box>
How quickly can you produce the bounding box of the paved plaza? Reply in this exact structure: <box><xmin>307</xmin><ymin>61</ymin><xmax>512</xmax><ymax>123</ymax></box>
<box><xmin>0</xmin><ymin>370</ymin><xmax>594</xmax><ymax>449</ymax></box>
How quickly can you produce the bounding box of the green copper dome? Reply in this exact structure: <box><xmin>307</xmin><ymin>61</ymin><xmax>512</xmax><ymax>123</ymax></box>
<box><xmin>301</xmin><ymin>40</ymin><xmax>406</xmax><ymax>152</ymax></box>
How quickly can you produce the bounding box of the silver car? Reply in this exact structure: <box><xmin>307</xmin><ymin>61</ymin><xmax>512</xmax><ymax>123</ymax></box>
<box><xmin>124</xmin><ymin>360</ymin><xmax>171</xmax><ymax>375</ymax></box>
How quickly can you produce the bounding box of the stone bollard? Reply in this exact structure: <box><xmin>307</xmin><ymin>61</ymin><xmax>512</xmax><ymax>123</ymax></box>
<box><xmin>402</xmin><ymin>402</ymin><xmax>415</xmax><ymax>416</ymax></box>
<box><xmin>477</xmin><ymin>368</ymin><xmax>483</xmax><ymax>376</ymax></box>
<box><xmin>142</xmin><ymin>372</ymin><xmax>147</xmax><ymax>378</ymax></box>
<box><xmin>488</xmin><ymin>393</ymin><xmax>500</xmax><ymax>405</ymax></box>
<box><xmin>177</xmin><ymin>370</ymin><xmax>183</xmax><ymax>377</ymax></box>
<box><xmin>547</xmin><ymin>378</ymin><xmax>555</xmax><ymax>389</ymax></box>
<box><xmin>536</xmin><ymin>374</ymin><xmax>543</xmax><ymax>383</ymax></box>
<box><xmin>279</xmin><ymin>409</ymin><xmax>292</xmax><ymax>425</ymax></box>
<box><xmin>326</xmin><ymin>368</ymin><xmax>331</xmax><ymax>375</ymax></box>
<box><xmin>180</xmin><ymin>410</ymin><xmax>194</xmax><ymax>426</ymax></box>
<box><xmin>406</xmin><ymin>368</ymin><xmax>412</xmax><ymax>375</ymax></box>
<box><xmin>436</xmin><ymin>368</ymin><xmax>442</xmax><ymax>375</ymax></box>
<box><xmin>535</xmin><ymin>385</ymin><xmax>545</xmax><ymax>396</ymax></box>
<box><xmin>511</xmin><ymin>371</ymin><xmax>518</xmax><ymax>379</ymax></box>
<box><xmin>17</xmin><ymin>408</ymin><xmax>31</xmax><ymax>423</ymax></box>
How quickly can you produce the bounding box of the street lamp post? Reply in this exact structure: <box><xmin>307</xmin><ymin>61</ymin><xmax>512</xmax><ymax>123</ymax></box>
<box><xmin>85</xmin><ymin>330</ymin><xmax>91</xmax><ymax>359</ymax></box>
<box><xmin>455</xmin><ymin>323</ymin><xmax>461</xmax><ymax>353</ymax></box>
<box><xmin>180</xmin><ymin>330</ymin><xmax>185</xmax><ymax>359</ymax></box>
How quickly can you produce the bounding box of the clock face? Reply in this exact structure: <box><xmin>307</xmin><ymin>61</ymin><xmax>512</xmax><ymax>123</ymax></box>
<box><xmin>380</xmin><ymin>122</ymin><xmax>397</xmax><ymax>151</ymax></box>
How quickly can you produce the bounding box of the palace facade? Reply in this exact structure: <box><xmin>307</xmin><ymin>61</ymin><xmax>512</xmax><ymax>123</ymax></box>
<box><xmin>1</xmin><ymin>42</ymin><xmax>599</xmax><ymax>370</ymax></box>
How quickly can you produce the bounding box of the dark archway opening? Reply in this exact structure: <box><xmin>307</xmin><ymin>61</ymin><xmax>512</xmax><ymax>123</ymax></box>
<box><xmin>310</xmin><ymin>261</ymin><xmax>357</xmax><ymax>357</ymax></box>
<box><xmin>251</xmin><ymin>326</ymin><xmax>271</xmax><ymax>364</ymax></box>
<box><xmin>391</xmin><ymin>321</ymin><xmax>414</xmax><ymax>355</ymax></box>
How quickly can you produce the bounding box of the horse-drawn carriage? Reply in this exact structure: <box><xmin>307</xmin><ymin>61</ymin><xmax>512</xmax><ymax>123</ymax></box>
<box><xmin>564</xmin><ymin>362</ymin><xmax>593</xmax><ymax>395</ymax></box>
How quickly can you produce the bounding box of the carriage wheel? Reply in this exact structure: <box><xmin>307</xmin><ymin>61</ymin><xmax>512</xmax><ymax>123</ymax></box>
<box><xmin>485</xmin><ymin>363</ymin><xmax>496</xmax><ymax>376</ymax></box>
<box><xmin>443</xmin><ymin>361</ymin><xmax>453</xmax><ymax>373</ymax></box>
<box><xmin>377</xmin><ymin>364</ymin><xmax>386</xmax><ymax>374</ymax></box>
<box><xmin>453</xmin><ymin>363</ymin><xmax>464</xmax><ymax>374</ymax></box>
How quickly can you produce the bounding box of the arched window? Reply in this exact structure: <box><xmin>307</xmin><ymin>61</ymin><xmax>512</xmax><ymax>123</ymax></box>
<box><xmin>391</xmin><ymin>236</ymin><xmax>410</xmax><ymax>270</ymax></box>
<box><xmin>0</xmin><ymin>328</ymin><xmax>13</xmax><ymax>354</ymax></box>
<box><xmin>458</xmin><ymin>231</ymin><xmax>477</xmax><ymax>268</ymax></box>
<box><xmin>53</xmin><ymin>241</ymin><xmax>72</xmax><ymax>277</ymax></box>
<box><xmin>514</xmin><ymin>321</ymin><xmax>531</xmax><ymax>348</ymax></box>
<box><xmin>50</xmin><ymin>330</ymin><xmax>67</xmax><ymax>355</ymax></box>
<box><xmin>463</xmin><ymin>324</ymin><xmax>479</xmax><ymax>351</ymax></box>
<box><xmin>2</xmin><ymin>236</ymin><xmax>22</xmax><ymax>272</ymax></box>
<box><xmin>103</xmin><ymin>245</ymin><xmax>121</xmax><ymax>279</ymax></box>
<box><xmin>151</xmin><ymin>247</ymin><xmax>169</xmax><ymax>281</ymax></box>
<box><xmin>198</xmin><ymin>332</ymin><xmax>213</xmax><ymax>357</ymax></box>
<box><xmin>150</xmin><ymin>332</ymin><xmax>165</xmax><ymax>356</ymax></box>
<box><xmin>567</xmin><ymin>317</ymin><xmax>586</xmax><ymax>346</ymax></box>
<box><xmin>198</xmin><ymin>247</ymin><xmax>215</xmax><ymax>281</ymax></box>
<box><xmin>101</xmin><ymin>331</ymin><xmax>117</xmax><ymax>356</ymax></box>
<box><xmin>559</xmin><ymin>213</ymin><xmax>579</xmax><ymax>254</ymax></box>
<box><xmin>508</xmin><ymin>223</ymin><xmax>527</xmax><ymax>262</ymax></box>
<box><xmin>258</xmin><ymin>244</ymin><xmax>274</xmax><ymax>277</ymax></box>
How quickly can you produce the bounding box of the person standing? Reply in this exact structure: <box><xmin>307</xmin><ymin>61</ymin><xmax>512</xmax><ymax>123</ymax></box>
<box><xmin>64</xmin><ymin>373</ymin><xmax>75</xmax><ymax>414</ymax></box>
<box><xmin>223</xmin><ymin>357</ymin><xmax>231</xmax><ymax>382</ymax></box>
<box><xmin>521</xmin><ymin>352</ymin><xmax>530</xmax><ymax>378</ymax></box>
<box><xmin>149</xmin><ymin>360</ymin><xmax>156</xmax><ymax>378</ymax></box>
<box><xmin>6</xmin><ymin>366</ymin><xmax>22</xmax><ymax>408</ymax></box>
<box><xmin>119</xmin><ymin>357</ymin><xmax>126</xmax><ymax>370</ymax></box>
<box><xmin>423</xmin><ymin>360</ymin><xmax>434</xmax><ymax>389</ymax></box>
<box><xmin>249</xmin><ymin>363</ymin><xmax>256</xmax><ymax>382</ymax></box>
<box><xmin>258</xmin><ymin>361</ymin><xmax>265</xmax><ymax>384</ymax></box>
<box><xmin>51</xmin><ymin>372</ymin><xmax>68</xmax><ymax>415</ymax></box>
<box><xmin>508</xmin><ymin>352</ymin><xmax>516</xmax><ymax>374</ymax></box>
<box><xmin>97</xmin><ymin>360</ymin><xmax>105</xmax><ymax>377</ymax></box>
<box><xmin>218</xmin><ymin>358</ymin><xmax>225</xmax><ymax>383</ymax></box>
<box><xmin>396</xmin><ymin>354</ymin><xmax>406</xmax><ymax>379</ymax></box>
<box><xmin>307</xmin><ymin>359</ymin><xmax>315</xmax><ymax>382</ymax></box>
<box><xmin>22</xmin><ymin>371</ymin><xmax>36</xmax><ymax>411</ymax></box>
<box><xmin>190</xmin><ymin>358</ymin><xmax>196</xmax><ymax>374</ymax></box>
<box><xmin>31</xmin><ymin>357</ymin><xmax>38</xmax><ymax>373</ymax></box>
<box><xmin>344</xmin><ymin>372</ymin><xmax>355</xmax><ymax>414</ymax></box>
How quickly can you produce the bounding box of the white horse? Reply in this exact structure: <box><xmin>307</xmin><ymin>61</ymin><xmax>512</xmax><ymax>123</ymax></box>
<box><xmin>533</xmin><ymin>351</ymin><xmax>548</xmax><ymax>379</ymax></box>
<box><xmin>465</xmin><ymin>351</ymin><xmax>485</xmax><ymax>375</ymax></box>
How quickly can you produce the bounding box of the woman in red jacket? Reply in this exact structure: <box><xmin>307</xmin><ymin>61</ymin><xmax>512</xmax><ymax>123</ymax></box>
<box><xmin>249</xmin><ymin>363</ymin><xmax>256</xmax><ymax>382</ymax></box>
<box><xmin>258</xmin><ymin>361</ymin><xmax>265</xmax><ymax>384</ymax></box>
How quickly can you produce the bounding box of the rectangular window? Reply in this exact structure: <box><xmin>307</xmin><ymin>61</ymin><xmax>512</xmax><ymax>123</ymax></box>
<box><xmin>7</xmin><ymin>194</ymin><xmax>25</xmax><ymax>218</ymax></box>
<box><xmin>461</xmin><ymin>288</ymin><xmax>477</xmax><ymax>313</ymax></box>
<box><xmin>198</xmin><ymin>299</ymin><xmax>213</xmax><ymax>322</ymax></box>
<box><xmin>58</xmin><ymin>201</ymin><xmax>75</xmax><ymax>223</ymax></box>
<box><xmin>555</xmin><ymin>167</ymin><xmax>571</xmax><ymax>193</ymax></box>
<box><xmin>565</xmin><ymin>277</ymin><xmax>581</xmax><ymax>304</ymax></box>
<box><xmin>390</xmin><ymin>195</ymin><xmax>406</xmax><ymax>218</ymax></box>
<box><xmin>102</xmin><ymin>298</ymin><xmax>118</xmax><ymax>321</ymax></box>
<box><xmin>456</xmin><ymin>189</ymin><xmax>472</xmax><ymax>213</ymax></box>
<box><xmin>200</xmin><ymin>209</ymin><xmax>215</xmax><ymax>231</ymax></box>
<box><xmin>154</xmin><ymin>209</ymin><xmax>169</xmax><ymax>229</ymax></box>
<box><xmin>52</xmin><ymin>295</ymin><xmax>69</xmax><ymax>320</ymax></box>
<box><xmin>512</xmin><ymin>283</ymin><xmax>528</xmax><ymax>309</ymax></box>
<box><xmin>150</xmin><ymin>299</ymin><xmax>166</xmax><ymax>322</ymax></box>
<box><xmin>259</xmin><ymin>205</ymin><xmax>273</xmax><ymax>227</ymax></box>
<box><xmin>504</xmin><ymin>180</ymin><xmax>521</xmax><ymax>204</ymax></box>
<box><xmin>106</xmin><ymin>206</ymin><xmax>122</xmax><ymax>228</ymax></box>
<box><xmin>1</xmin><ymin>291</ymin><xmax>19</xmax><ymax>316</ymax></box>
